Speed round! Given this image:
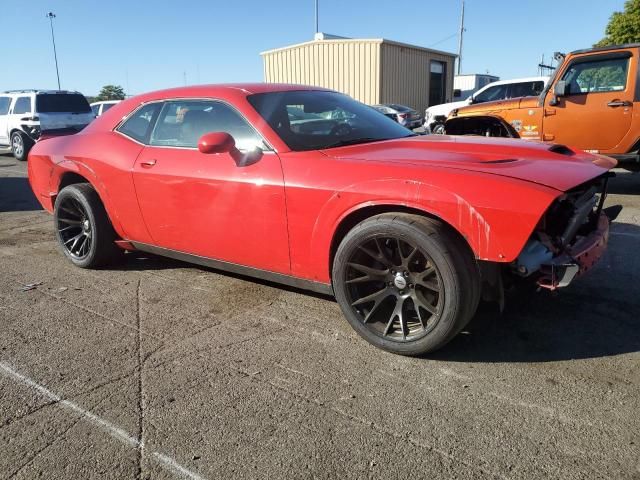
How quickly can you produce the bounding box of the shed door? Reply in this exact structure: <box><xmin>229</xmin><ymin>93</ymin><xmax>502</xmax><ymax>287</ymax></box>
<box><xmin>429</xmin><ymin>61</ymin><xmax>447</xmax><ymax>106</ymax></box>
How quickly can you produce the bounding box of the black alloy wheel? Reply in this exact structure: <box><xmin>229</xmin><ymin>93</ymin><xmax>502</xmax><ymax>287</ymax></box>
<box><xmin>332</xmin><ymin>213</ymin><xmax>480</xmax><ymax>356</ymax></box>
<box><xmin>344</xmin><ymin>236</ymin><xmax>443</xmax><ymax>341</ymax></box>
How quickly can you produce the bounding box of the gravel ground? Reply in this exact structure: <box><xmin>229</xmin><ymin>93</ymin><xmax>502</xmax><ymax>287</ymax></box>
<box><xmin>0</xmin><ymin>153</ymin><xmax>639</xmax><ymax>479</ymax></box>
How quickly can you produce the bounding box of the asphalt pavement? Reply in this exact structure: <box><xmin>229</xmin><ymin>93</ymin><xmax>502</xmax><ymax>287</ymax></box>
<box><xmin>0</xmin><ymin>153</ymin><xmax>639</xmax><ymax>479</ymax></box>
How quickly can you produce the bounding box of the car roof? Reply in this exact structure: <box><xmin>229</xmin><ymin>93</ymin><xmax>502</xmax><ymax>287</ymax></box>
<box><xmin>90</xmin><ymin>100</ymin><xmax>121</xmax><ymax>106</ymax></box>
<box><xmin>2</xmin><ymin>89</ymin><xmax>83</xmax><ymax>95</ymax></box>
<box><xmin>129</xmin><ymin>83</ymin><xmax>334</xmax><ymax>103</ymax></box>
<box><xmin>481</xmin><ymin>76</ymin><xmax>549</xmax><ymax>87</ymax></box>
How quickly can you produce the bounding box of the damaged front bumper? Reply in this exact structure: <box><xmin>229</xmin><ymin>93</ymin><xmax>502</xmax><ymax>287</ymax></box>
<box><xmin>537</xmin><ymin>212</ymin><xmax>609</xmax><ymax>290</ymax></box>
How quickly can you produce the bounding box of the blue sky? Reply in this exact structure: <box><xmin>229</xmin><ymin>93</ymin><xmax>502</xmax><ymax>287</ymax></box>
<box><xmin>2</xmin><ymin>0</ymin><xmax>625</xmax><ymax>96</ymax></box>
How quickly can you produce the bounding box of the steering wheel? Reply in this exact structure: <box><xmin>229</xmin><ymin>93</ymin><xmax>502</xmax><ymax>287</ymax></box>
<box><xmin>330</xmin><ymin>123</ymin><xmax>353</xmax><ymax>137</ymax></box>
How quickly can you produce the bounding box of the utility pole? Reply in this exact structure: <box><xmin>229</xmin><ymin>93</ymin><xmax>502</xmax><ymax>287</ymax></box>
<box><xmin>46</xmin><ymin>12</ymin><xmax>61</xmax><ymax>90</ymax></box>
<box><xmin>457</xmin><ymin>0</ymin><xmax>465</xmax><ymax>75</ymax></box>
<box><xmin>315</xmin><ymin>0</ymin><xmax>319</xmax><ymax>34</ymax></box>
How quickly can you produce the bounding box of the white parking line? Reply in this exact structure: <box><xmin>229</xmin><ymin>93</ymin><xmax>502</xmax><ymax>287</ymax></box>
<box><xmin>0</xmin><ymin>362</ymin><xmax>206</xmax><ymax>480</ymax></box>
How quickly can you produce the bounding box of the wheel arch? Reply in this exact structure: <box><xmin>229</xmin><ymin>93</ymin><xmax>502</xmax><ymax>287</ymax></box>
<box><xmin>328</xmin><ymin>204</ymin><xmax>477</xmax><ymax>278</ymax></box>
<box><xmin>445</xmin><ymin>115</ymin><xmax>519</xmax><ymax>138</ymax></box>
<box><xmin>53</xmin><ymin>163</ymin><xmax>125</xmax><ymax>238</ymax></box>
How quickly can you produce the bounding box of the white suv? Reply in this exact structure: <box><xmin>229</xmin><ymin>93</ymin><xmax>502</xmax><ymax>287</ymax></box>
<box><xmin>90</xmin><ymin>100</ymin><xmax>121</xmax><ymax>117</ymax></box>
<box><xmin>424</xmin><ymin>76</ymin><xmax>549</xmax><ymax>134</ymax></box>
<box><xmin>0</xmin><ymin>90</ymin><xmax>94</xmax><ymax>161</ymax></box>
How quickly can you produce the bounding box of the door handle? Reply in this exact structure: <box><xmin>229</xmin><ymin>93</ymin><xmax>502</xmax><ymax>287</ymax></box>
<box><xmin>140</xmin><ymin>159</ymin><xmax>157</xmax><ymax>168</ymax></box>
<box><xmin>607</xmin><ymin>100</ymin><xmax>632</xmax><ymax>108</ymax></box>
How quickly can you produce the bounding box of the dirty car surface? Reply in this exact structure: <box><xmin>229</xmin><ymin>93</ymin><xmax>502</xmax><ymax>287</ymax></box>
<box><xmin>27</xmin><ymin>83</ymin><xmax>620</xmax><ymax>355</ymax></box>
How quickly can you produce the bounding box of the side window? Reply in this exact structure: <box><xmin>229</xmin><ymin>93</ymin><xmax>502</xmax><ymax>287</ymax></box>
<box><xmin>102</xmin><ymin>103</ymin><xmax>115</xmax><ymax>113</ymax></box>
<box><xmin>474</xmin><ymin>85</ymin><xmax>507</xmax><ymax>103</ymax></box>
<box><xmin>91</xmin><ymin>104</ymin><xmax>100</xmax><ymax>116</ymax></box>
<box><xmin>0</xmin><ymin>97</ymin><xmax>10</xmax><ymax>115</ymax></box>
<box><xmin>117</xmin><ymin>103</ymin><xmax>161</xmax><ymax>144</ymax></box>
<box><xmin>561</xmin><ymin>57</ymin><xmax>629</xmax><ymax>95</ymax></box>
<box><xmin>150</xmin><ymin>100</ymin><xmax>264</xmax><ymax>151</ymax></box>
<box><xmin>13</xmin><ymin>97</ymin><xmax>32</xmax><ymax>115</ymax></box>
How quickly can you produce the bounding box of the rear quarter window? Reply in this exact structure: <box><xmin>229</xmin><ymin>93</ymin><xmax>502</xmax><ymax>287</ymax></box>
<box><xmin>117</xmin><ymin>103</ymin><xmax>162</xmax><ymax>144</ymax></box>
<box><xmin>13</xmin><ymin>97</ymin><xmax>32</xmax><ymax>114</ymax></box>
<box><xmin>0</xmin><ymin>97</ymin><xmax>10</xmax><ymax>115</ymax></box>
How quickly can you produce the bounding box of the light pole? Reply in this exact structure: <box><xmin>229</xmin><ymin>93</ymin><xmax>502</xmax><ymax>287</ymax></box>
<box><xmin>457</xmin><ymin>0</ymin><xmax>465</xmax><ymax>75</ymax></box>
<box><xmin>46</xmin><ymin>12</ymin><xmax>61</xmax><ymax>90</ymax></box>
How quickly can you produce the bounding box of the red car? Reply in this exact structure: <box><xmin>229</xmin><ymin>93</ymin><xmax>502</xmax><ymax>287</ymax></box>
<box><xmin>28</xmin><ymin>84</ymin><xmax>618</xmax><ymax>355</ymax></box>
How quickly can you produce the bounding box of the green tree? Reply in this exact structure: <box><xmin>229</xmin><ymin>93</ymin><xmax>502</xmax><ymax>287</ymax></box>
<box><xmin>96</xmin><ymin>85</ymin><xmax>125</xmax><ymax>101</ymax></box>
<box><xmin>595</xmin><ymin>0</ymin><xmax>640</xmax><ymax>47</ymax></box>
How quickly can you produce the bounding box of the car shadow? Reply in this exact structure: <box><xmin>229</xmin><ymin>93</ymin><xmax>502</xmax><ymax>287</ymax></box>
<box><xmin>114</xmin><ymin>222</ymin><xmax>640</xmax><ymax>363</ymax></box>
<box><xmin>608</xmin><ymin>169</ymin><xmax>640</xmax><ymax>195</ymax></box>
<box><xmin>0</xmin><ymin>177</ymin><xmax>43</xmax><ymax>213</ymax></box>
<box><xmin>431</xmin><ymin>222</ymin><xmax>640</xmax><ymax>363</ymax></box>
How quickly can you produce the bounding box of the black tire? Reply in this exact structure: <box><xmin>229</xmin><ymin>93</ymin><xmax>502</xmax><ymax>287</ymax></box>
<box><xmin>332</xmin><ymin>213</ymin><xmax>480</xmax><ymax>356</ymax></box>
<box><xmin>431</xmin><ymin>122</ymin><xmax>446</xmax><ymax>135</ymax></box>
<box><xmin>53</xmin><ymin>183</ymin><xmax>121</xmax><ymax>268</ymax></box>
<box><xmin>11</xmin><ymin>131</ymin><xmax>32</xmax><ymax>161</ymax></box>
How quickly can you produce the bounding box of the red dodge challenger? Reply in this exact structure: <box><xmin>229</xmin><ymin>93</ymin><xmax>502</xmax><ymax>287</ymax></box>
<box><xmin>28</xmin><ymin>84</ymin><xmax>618</xmax><ymax>355</ymax></box>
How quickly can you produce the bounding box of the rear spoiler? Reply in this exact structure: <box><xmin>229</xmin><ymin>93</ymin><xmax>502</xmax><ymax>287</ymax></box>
<box><xmin>38</xmin><ymin>126</ymin><xmax>86</xmax><ymax>142</ymax></box>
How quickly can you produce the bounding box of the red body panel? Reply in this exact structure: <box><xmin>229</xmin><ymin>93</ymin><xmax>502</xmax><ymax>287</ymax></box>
<box><xmin>27</xmin><ymin>83</ymin><xmax>614</xmax><ymax>287</ymax></box>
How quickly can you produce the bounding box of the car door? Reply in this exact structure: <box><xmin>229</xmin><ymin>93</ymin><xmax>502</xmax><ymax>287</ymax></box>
<box><xmin>543</xmin><ymin>53</ymin><xmax>635</xmax><ymax>151</ymax></box>
<box><xmin>9</xmin><ymin>96</ymin><xmax>32</xmax><ymax>134</ymax></box>
<box><xmin>0</xmin><ymin>96</ymin><xmax>11</xmax><ymax>144</ymax></box>
<box><xmin>131</xmin><ymin>99</ymin><xmax>291</xmax><ymax>274</ymax></box>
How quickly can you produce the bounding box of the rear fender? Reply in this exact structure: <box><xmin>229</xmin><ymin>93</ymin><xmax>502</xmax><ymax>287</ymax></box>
<box><xmin>51</xmin><ymin>159</ymin><xmax>126</xmax><ymax>238</ymax></box>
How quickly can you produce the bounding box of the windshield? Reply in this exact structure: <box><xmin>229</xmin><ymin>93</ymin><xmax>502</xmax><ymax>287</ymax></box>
<box><xmin>247</xmin><ymin>90</ymin><xmax>416</xmax><ymax>151</ymax></box>
<box><xmin>36</xmin><ymin>94</ymin><xmax>91</xmax><ymax>114</ymax></box>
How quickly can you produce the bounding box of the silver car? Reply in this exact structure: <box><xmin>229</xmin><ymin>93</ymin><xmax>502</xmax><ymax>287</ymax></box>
<box><xmin>372</xmin><ymin>104</ymin><xmax>423</xmax><ymax>130</ymax></box>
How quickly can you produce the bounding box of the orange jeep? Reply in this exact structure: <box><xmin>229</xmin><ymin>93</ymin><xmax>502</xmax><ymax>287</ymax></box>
<box><xmin>445</xmin><ymin>44</ymin><xmax>640</xmax><ymax>170</ymax></box>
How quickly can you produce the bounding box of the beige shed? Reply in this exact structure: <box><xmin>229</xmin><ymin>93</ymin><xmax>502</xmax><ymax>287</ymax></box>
<box><xmin>261</xmin><ymin>34</ymin><xmax>456</xmax><ymax>114</ymax></box>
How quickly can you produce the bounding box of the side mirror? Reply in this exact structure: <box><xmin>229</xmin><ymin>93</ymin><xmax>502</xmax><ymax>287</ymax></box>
<box><xmin>554</xmin><ymin>80</ymin><xmax>569</xmax><ymax>97</ymax></box>
<box><xmin>198</xmin><ymin>132</ymin><xmax>236</xmax><ymax>155</ymax></box>
<box><xmin>197</xmin><ymin>132</ymin><xmax>263</xmax><ymax>167</ymax></box>
<box><xmin>467</xmin><ymin>97</ymin><xmax>475</xmax><ymax>105</ymax></box>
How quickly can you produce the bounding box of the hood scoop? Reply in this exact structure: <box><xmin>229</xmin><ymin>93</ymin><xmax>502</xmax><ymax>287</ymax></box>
<box><xmin>548</xmin><ymin>144</ymin><xmax>575</xmax><ymax>156</ymax></box>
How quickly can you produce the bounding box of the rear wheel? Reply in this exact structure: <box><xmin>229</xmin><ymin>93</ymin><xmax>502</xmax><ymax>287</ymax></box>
<box><xmin>11</xmin><ymin>131</ymin><xmax>32</xmax><ymax>161</ymax></box>
<box><xmin>431</xmin><ymin>122</ymin><xmax>446</xmax><ymax>135</ymax></box>
<box><xmin>332</xmin><ymin>213</ymin><xmax>480</xmax><ymax>356</ymax></box>
<box><xmin>54</xmin><ymin>183</ymin><xmax>121</xmax><ymax>268</ymax></box>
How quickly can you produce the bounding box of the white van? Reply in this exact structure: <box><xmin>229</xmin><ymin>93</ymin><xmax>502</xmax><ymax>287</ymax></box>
<box><xmin>424</xmin><ymin>76</ymin><xmax>549</xmax><ymax>134</ymax></box>
<box><xmin>0</xmin><ymin>90</ymin><xmax>94</xmax><ymax>161</ymax></box>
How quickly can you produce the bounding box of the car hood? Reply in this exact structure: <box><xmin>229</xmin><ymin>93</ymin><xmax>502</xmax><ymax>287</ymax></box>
<box><xmin>320</xmin><ymin>135</ymin><xmax>615</xmax><ymax>192</ymax></box>
<box><xmin>454</xmin><ymin>96</ymin><xmax>540</xmax><ymax>115</ymax></box>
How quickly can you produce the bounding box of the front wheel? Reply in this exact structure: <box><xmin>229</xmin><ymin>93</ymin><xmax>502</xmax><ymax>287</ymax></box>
<box><xmin>332</xmin><ymin>214</ymin><xmax>480</xmax><ymax>356</ymax></box>
<box><xmin>11</xmin><ymin>131</ymin><xmax>32</xmax><ymax>161</ymax></box>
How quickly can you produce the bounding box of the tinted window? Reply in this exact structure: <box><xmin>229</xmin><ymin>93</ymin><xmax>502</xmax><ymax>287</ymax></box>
<box><xmin>561</xmin><ymin>57</ymin><xmax>629</xmax><ymax>94</ymax></box>
<box><xmin>474</xmin><ymin>85</ymin><xmax>507</xmax><ymax>103</ymax></box>
<box><xmin>117</xmin><ymin>103</ymin><xmax>161</xmax><ymax>144</ymax></box>
<box><xmin>13</xmin><ymin>97</ymin><xmax>32</xmax><ymax>114</ymax></box>
<box><xmin>36</xmin><ymin>94</ymin><xmax>91</xmax><ymax>113</ymax></box>
<box><xmin>0</xmin><ymin>97</ymin><xmax>10</xmax><ymax>115</ymax></box>
<box><xmin>248</xmin><ymin>90</ymin><xmax>415</xmax><ymax>151</ymax></box>
<box><xmin>91</xmin><ymin>104</ymin><xmax>100</xmax><ymax>116</ymax></box>
<box><xmin>508</xmin><ymin>81</ymin><xmax>545</xmax><ymax>98</ymax></box>
<box><xmin>102</xmin><ymin>103</ymin><xmax>116</xmax><ymax>113</ymax></box>
<box><xmin>150</xmin><ymin>100</ymin><xmax>264</xmax><ymax>150</ymax></box>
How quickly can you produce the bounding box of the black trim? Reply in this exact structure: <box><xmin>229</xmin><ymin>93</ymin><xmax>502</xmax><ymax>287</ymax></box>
<box><xmin>130</xmin><ymin>242</ymin><xmax>334</xmax><ymax>296</ymax></box>
<box><xmin>611</xmin><ymin>153</ymin><xmax>640</xmax><ymax>164</ymax></box>
<box><xmin>569</xmin><ymin>43</ymin><xmax>640</xmax><ymax>56</ymax></box>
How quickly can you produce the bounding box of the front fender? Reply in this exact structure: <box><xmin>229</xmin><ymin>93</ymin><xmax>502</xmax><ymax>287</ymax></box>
<box><xmin>308</xmin><ymin>175</ymin><xmax>559</xmax><ymax>282</ymax></box>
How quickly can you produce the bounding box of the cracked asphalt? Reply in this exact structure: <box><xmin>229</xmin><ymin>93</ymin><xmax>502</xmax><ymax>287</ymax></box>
<box><xmin>0</xmin><ymin>153</ymin><xmax>639</xmax><ymax>479</ymax></box>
